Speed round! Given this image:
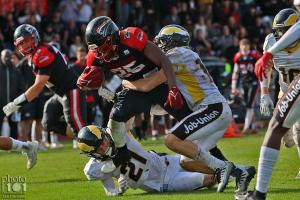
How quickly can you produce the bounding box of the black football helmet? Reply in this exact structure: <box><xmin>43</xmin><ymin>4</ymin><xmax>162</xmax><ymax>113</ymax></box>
<box><xmin>77</xmin><ymin>125</ymin><xmax>116</xmax><ymax>161</ymax></box>
<box><xmin>154</xmin><ymin>24</ymin><xmax>190</xmax><ymax>52</ymax></box>
<box><xmin>85</xmin><ymin>16</ymin><xmax>119</xmax><ymax>62</ymax></box>
<box><xmin>272</xmin><ymin>8</ymin><xmax>299</xmax><ymax>40</ymax></box>
<box><xmin>14</xmin><ymin>24</ymin><xmax>40</xmax><ymax>56</ymax></box>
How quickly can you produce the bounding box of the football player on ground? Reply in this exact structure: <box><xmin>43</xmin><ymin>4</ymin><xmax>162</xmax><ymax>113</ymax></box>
<box><xmin>246</xmin><ymin>8</ymin><xmax>300</xmax><ymax>200</ymax></box>
<box><xmin>0</xmin><ymin>136</ymin><xmax>38</xmax><ymax>169</ymax></box>
<box><xmin>2</xmin><ymin>24</ymin><xmax>87</xmax><ymax>139</ymax></box>
<box><xmin>78</xmin><ymin>125</ymin><xmax>216</xmax><ymax>196</ymax></box>
<box><xmin>231</xmin><ymin>39</ymin><xmax>261</xmax><ymax>134</ymax></box>
<box><xmin>121</xmin><ymin>25</ymin><xmax>256</xmax><ymax>194</ymax></box>
<box><xmin>77</xmin><ymin>16</ymin><xmax>192</xmax><ymax>172</ymax></box>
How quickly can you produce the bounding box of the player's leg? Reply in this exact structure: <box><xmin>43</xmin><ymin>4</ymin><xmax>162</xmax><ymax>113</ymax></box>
<box><xmin>243</xmin><ymin>85</ymin><xmax>258</xmax><ymax>134</ymax></box>
<box><xmin>104</xmin><ymin>88</ymin><xmax>153</xmax><ymax>171</ymax></box>
<box><xmin>61</xmin><ymin>89</ymin><xmax>87</xmax><ymax>137</ymax></box>
<box><xmin>0</xmin><ymin>136</ymin><xmax>38</xmax><ymax>169</ymax></box>
<box><xmin>165</xmin><ymin>102</ymin><xmax>234</xmax><ymax>192</ymax></box>
<box><xmin>246</xmin><ymin>76</ymin><xmax>300</xmax><ymax>200</ymax></box>
<box><xmin>292</xmin><ymin>121</ymin><xmax>300</xmax><ymax>179</ymax></box>
<box><xmin>41</xmin><ymin>95</ymin><xmax>67</xmax><ymax>136</ymax></box>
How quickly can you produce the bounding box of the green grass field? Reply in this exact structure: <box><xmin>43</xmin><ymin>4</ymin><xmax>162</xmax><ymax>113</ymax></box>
<box><xmin>1</xmin><ymin>130</ymin><xmax>300</xmax><ymax>200</ymax></box>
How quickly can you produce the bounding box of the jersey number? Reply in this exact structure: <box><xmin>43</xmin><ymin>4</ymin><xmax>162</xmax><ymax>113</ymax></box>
<box><xmin>111</xmin><ymin>61</ymin><xmax>145</xmax><ymax>78</ymax></box>
<box><xmin>120</xmin><ymin>151</ymin><xmax>147</xmax><ymax>182</ymax></box>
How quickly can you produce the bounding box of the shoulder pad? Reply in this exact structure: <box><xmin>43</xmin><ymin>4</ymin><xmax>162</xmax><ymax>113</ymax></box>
<box><xmin>32</xmin><ymin>45</ymin><xmax>55</xmax><ymax>68</ymax></box>
<box><xmin>263</xmin><ymin>33</ymin><xmax>276</xmax><ymax>52</ymax></box>
<box><xmin>233</xmin><ymin>52</ymin><xmax>242</xmax><ymax>63</ymax></box>
<box><xmin>120</xmin><ymin>27</ymin><xmax>148</xmax><ymax>51</ymax></box>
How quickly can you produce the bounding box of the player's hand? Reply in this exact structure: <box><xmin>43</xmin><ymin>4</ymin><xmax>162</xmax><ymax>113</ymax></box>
<box><xmin>164</xmin><ymin>86</ymin><xmax>184</xmax><ymax>109</ymax></box>
<box><xmin>255</xmin><ymin>52</ymin><xmax>273</xmax><ymax>81</ymax></box>
<box><xmin>231</xmin><ymin>89</ymin><xmax>239</xmax><ymax>96</ymax></box>
<box><xmin>77</xmin><ymin>66</ymin><xmax>104</xmax><ymax>90</ymax></box>
<box><xmin>260</xmin><ymin>94</ymin><xmax>274</xmax><ymax>116</ymax></box>
<box><xmin>3</xmin><ymin>102</ymin><xmax>20</xmax><ymax>116</ymax></box>
<box><xmin>98</xmin><ymin>87</ymin><xmax>115</xmax><ymax>102</ymax></box>
<box><xmin>118</xmin><ymin>174</ymin><xmax>129</xmax><ymax>194</ymax></box>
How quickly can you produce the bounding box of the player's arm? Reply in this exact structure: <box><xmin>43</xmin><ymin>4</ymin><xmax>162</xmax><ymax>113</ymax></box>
<box><xmin>122</xmin><ymin>69</ymin><xmax>167</xmax><ymax>92</ymax></box>
<box><xmin>231</xmin><ymin>63</ymin><xmax>239</xmax><ymax>95</ymax></box>
<box><xmin>2</xmin><ymin>74</ymin><xmax>49</xmax><ymax>116</ymax></box>
<box><xmin>268</xmin><ymin>20</ymin><xmax>300</xmax><ymax>55</ymax></box>
<box><xmin>144</xmin><ymin>41</ymin><xmax>177</xmax><ymax>88</ymax></box>
<box><xmin>25</xmin><ymin>74</ymin><xmax>49</xmax><ymax>101</ymax></box>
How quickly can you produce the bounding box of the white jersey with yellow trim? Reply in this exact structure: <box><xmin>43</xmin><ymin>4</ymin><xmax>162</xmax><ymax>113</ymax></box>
<box><xmin>263</xmin><ymin>33</ymin><xmax>300</xmax><ymax>92</ymax></box>
<box><xmin>166</xmin><ymin>47</ymin><xmax>226</xmax><ymax>111</ymax></box>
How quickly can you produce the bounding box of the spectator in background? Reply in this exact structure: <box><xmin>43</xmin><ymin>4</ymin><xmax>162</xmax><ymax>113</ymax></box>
<box><xmin>69</xmin><ymin>35</ymin><xmax>83</xmax><ymax>62</ymax></box>
<box><xmin>191</xmin><ymin>28</ymin><xmax>212</xmax><ymax>57</ymax></box>
<box><xmin>63</xmin><ymin>19</ymin><xmax>79</xmax><ymax>46</ymax></box>
<box><xmin>128</xmin><ymin>0</ymin><xmax>145</xmax><ymax>28</ymax></box>
<box><xmin>47</xmin><ymin>10</ymin><xmax>64</xmax><ymax>35</ymax></box>
<box><xmin>218</xmin><ymin>25</ymin><xmax>235</xmax><ymax>56</ymax></box>
<box><xmin>2</xmin><ymin>13</ymin><xmax>17</xmax><ymax>50</ymax></box>
<box><xmin>164</xmin><ymin>6</ymin><xmax>181</xmax><ymax>25</ymax></box>
<box><xmin>77</xmin><ymin>0</ymin><xmax>93</xmax><ymax>24</ymax></box>
<box><xmin>58</xmin><ymin>0</ymin><xmax>79</xmax><ymax>24</ymax></box>
<box><xmin>0</xmin><ymin>49</ymin><xmax>24</xmax><ymax>139</ymax></box>
<box><xmin>193</xmin><ymin>16</ymin><xmax>207</xmax><ymax>38</ymax></box>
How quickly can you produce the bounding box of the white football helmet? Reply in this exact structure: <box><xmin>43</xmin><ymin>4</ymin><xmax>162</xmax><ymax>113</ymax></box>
<box><xmin>294</xmin><ymin>0</ymin><xmax>300</xmax><ymax>12</ymax></box>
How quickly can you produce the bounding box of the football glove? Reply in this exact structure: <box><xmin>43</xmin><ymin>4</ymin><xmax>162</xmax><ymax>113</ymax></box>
<box><xmin>260</xmin><ymin>94</ymin><xmax>274</xmax><ymax>116</ymax></box>
<box><xmin>164</xmin><ymin>86</ymin><xmax>184</xmax><ymax>109</ymax></box>
<box><xmin>118</xmin><ymin>174</ymin><xmax>129</xmax><ymax>194</ymax></box>
<box><xmin>255</xmin><ymin>52</ymin><xmax>273</xmax><ymax>81</ymax></box>
<box><xmin>3</xmin><ymin>102</ymin><xmax>21</xmax><ymax>116</ymax></box>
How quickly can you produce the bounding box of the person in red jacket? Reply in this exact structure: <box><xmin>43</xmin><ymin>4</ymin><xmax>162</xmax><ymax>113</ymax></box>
<box><xmin>3</xmin><ymin>24</ymin><xmax>87</xmax><ymax>139</ymax></box>
<box><xmin>77</xmin><ymin>16</ymin><xmax>189</xmax><ymax>172</ymax></box>
<box><xmin>231</xmin><ymin>39</ymin><xmax>261</xmax><ymax>134</ymax></box>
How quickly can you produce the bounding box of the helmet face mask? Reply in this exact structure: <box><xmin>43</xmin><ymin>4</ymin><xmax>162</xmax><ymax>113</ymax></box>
<box><xmin>272</xmin><ymin>8</ymin><xmax>299</xmax><ymax>40</ymax></box>
<box><xmin>88</xmin><ymin>36</ymin><xmax>118</xmax><ymax>62</ymax></box>
<box><xmin>14</xmin><ymin>24</ymin><xmax>40</xmax><ymax>57</ymax></box>
<box><xmin>154</xmin><ymin>24</ymin><xmax>190</xmax><ymax>52</ymax></box>
<box><xmin>77</xmin><ymin>125</ymin><xmax>116</xmax><ymax>161</ymax></box>
<box><xmin>85</xmin><ymin>16</ymin><xmax>119</xmax><ymax>62</ymax></box>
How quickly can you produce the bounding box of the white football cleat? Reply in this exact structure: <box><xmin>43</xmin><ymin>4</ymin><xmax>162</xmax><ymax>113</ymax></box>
<box><xmin>50</xmin><ymin>142</ymin><xmax>64</xmax><ymax>149</ymax></box>
<box><xmin>216</xmin><ymin>161</ymin><xmax>235</xmax><ymax>192</ymax></box>
<box><xmin>23</xmin><ymin>141</ymin><xmax>39</xmax><ymax>169</ymax></box>
<box><xmin>101</xmin><ymin>160</ymin><xmax>117</xmax><ymax>173</ymax></box>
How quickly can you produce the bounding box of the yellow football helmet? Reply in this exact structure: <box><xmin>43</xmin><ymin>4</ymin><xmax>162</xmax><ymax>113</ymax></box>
<box><xmin>77</xmin><ymin>125</ymin><xmax>115</xmax><ymax>160</ymax></box>
<box><xmin>154</xmin><ymin>24</ymin><xmax>190</xmax><ymax>52</ymax></box>
<box><xmin>272</xmin><ymin>8</ymin><xmax>299</xmax><ymax>40</ymax></box>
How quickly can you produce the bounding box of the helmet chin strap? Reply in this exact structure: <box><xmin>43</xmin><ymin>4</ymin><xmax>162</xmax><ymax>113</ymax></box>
<box><xmin>104</xmin><ymin>146</ymin><xmax>113</xmax><ymax>157</ymax></box>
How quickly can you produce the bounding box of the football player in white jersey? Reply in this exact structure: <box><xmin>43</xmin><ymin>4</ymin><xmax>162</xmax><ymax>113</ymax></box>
<box><xmin>121</xmin><ymin>25</ymin><xmax>256</xmax><ymax>196</ymax></box>
<box><xmin>0</xmin><ymin>136</ymin><xmax>38</xmax><ymax>169</ymax></box>
<box><xmin>246</xmin><ymin>8</ymin><xmax>300</xmax><ymax>200</ymax></box>
<box><xmin>77</xmin><ymin>125</ymin><xmax>216</xmax><ymax>196</ymax></box>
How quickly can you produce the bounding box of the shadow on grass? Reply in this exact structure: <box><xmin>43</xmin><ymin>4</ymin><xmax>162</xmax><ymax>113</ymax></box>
<box><xmin>31</xmin><ymin>178</ymin><xmax>84</xmax><ymax>184</ymax></box>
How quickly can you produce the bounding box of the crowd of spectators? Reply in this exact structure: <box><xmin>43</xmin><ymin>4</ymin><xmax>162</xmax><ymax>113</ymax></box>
<box><xmin>0</xmin><ymin>0</ymin><xmax>295</xmax><ymax>140</ymax></box>
<box><xmin>0</xmin><ymin>0</ymin><xmax>294</xmax><ymax>64</ymax></box>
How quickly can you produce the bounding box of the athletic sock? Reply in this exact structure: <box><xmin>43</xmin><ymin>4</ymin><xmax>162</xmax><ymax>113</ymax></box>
<box><xmin>244</xmin><ymin>108</ymin><xmax>254</xmax><ymax>131</ymax></box>
<box><xmin>11</xmin><ymin>139</ymin><xmax>29</xmax><ymax>152</ymax></box>
<box><xmin>255</xmin><ymin>146</ymin><xmax>279</xmax><ymax>193</ymax></box>
<box><xmin>195</xmin><ymin>148</ymin><xmax>226</xmax><ymax>170</ymax></box>
<box><xmin>42</xmin><ymin>131</ymin><xmax>48</xmax><ymax>143</ymax></box>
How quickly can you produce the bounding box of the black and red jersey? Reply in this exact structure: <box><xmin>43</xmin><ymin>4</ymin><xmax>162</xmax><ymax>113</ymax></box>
<box><xmin>233</xmin><ymin>50</ymin><xmax>261</xmax><ymax>84</ymax></box>
<box><xmin>29</xmin><ymin>43</ymin><xmax>78</xmax><ymax>96</ymax></box>
<box><xmin>86</xmin><ymin>27</ymin><xmax>160</xmax><ymax>81</ymax></box>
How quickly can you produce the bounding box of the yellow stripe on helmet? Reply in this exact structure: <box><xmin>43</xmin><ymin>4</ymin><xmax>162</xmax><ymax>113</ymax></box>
<box><xmin>78</xmin><ymin>142</ymin><xmax>95</xmax><ymax>152</ymax></box>
<box><xmin>284</xmin><ymin>13</ymin><xmax>299</xmax><ymax>26</ymax></box>
<box><xmin>87</xmin><ymin>125</ymin><xmax>102</xmax><ymax>139</ymax></box>
<box><xmin>161</xmin><ymin>27</ymin><xmax>185</xmax><ymax>35</ymax></box>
